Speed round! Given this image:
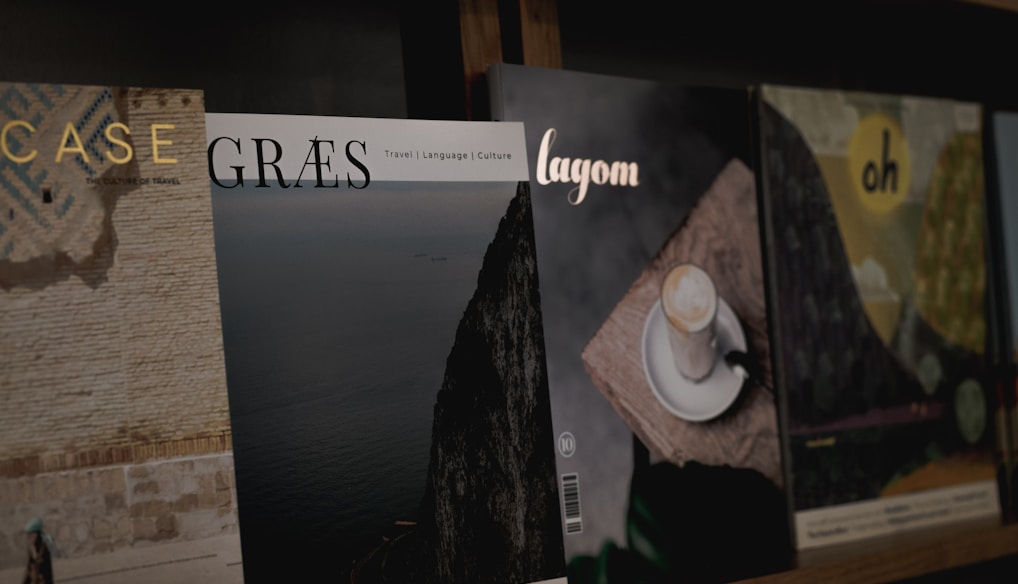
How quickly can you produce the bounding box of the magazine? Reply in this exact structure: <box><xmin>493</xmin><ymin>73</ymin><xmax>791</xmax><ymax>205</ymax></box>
<box><xmin>489</xmin><ymin>63</ymin><xmax>791</xmax><ymax>583</ymax></box>
<box><xmin>757</xmin><ymin>84</ymin><xmax>1002</xmax><ymax>550</ymax></box>
<box><xmin>990</xmin><ymin>111</ymin><xmax>1018</xmax><ymax>518</ymax></box>
<box><xmin>0</xmin><ymin>82</ymin><xmax>243</xmax><ymax>581</ymax></box>
<box><xmin>205</xmin><ymin>113</ymin><xmax>566</xmax><ymax>583</ymax></box>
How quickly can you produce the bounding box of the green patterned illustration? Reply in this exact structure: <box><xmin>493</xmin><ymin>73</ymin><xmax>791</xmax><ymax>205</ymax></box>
<box><xmin>913</xmin><ymin>131</ymin><xmax>986</xmax><ymax>353</ymax></box>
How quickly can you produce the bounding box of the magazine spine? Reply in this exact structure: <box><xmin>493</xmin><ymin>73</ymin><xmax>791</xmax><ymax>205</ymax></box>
<box><xmin>750</xmin><ymin>84</ymin><xmax>799</xmax><ymax>550</ymax></box>
<box><xmin>986</xmin><ymin>111</ymin><xmax>1016</xmax><ymax>521</ymax></box>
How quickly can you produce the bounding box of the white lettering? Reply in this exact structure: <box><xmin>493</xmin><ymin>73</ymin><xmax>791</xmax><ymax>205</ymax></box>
<box><xmin>555</xmin><ymin>157</ymin><xmax>570</xmax><ymax>184</ymax></box>
<box><xmin>567</xmin><ymin>158</ymin><xmax>591</xmax><ymax>205</ymax></box>
<box><xmin>533</xmin><ymin>127</ymin><xmax>639</xmax><ymax>205</ymax></box>
<box><xmin>610</xmin><ymin>161</ymin><xmax>639</xmax><ymax>187</ymax></box>
<box><xmin>536</xmin><ymin>128</ymin><xmax>556</xmax><ymax>185</ymax></box>
<box><xmin>591</xmin><ymin>160</ymin><xmax>610</xmax><ymax>185</ymax></box>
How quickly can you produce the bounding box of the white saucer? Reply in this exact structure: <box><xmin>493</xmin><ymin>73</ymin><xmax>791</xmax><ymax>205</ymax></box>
<box><xmin>641</xmin><ymin>297</ymin><xmax>747</xmax><ymax>422</ymax></box>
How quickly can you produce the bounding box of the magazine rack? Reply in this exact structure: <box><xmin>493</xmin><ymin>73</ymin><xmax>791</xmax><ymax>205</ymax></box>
<box><xmin>473</xmin><ymin>0</ymin><xmax>1018</xmax><ymax>582</ymax></box>
<box><xmin>0</xmin><ymin>0</ymin><xmax>1016</xmax><ymax>582</ymax></box>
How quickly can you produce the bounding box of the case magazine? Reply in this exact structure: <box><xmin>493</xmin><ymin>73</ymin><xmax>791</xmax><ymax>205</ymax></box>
<box><xmin>0</xmin><ymin>83</ymin><xmax>243</xmax><ymax>581</ymax></box>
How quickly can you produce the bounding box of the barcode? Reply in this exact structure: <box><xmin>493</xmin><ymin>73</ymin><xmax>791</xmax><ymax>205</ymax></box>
<box><xmin>561</xmin><ymin>473</ymin><xmax>582</xmax><ymax>534</ymax></box>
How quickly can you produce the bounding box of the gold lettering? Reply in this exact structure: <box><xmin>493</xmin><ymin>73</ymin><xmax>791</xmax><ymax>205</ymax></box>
<box><xmin>55</xmin><ymin>123</ymin><xmax>89</xmax><ymax>163</ymax></box>
<box><xmin>104</xmin><ymin>122</ymin><xmax>133</xmax><ymax>164</ymax></box>
<box><xmin>1</xmin><ymin>120</ymin><xmax>37</xmax><ymax>163</ymax></box>
<box><xmin>151</xmin><ymin>124</ymin><xmax>177</xmax><ymax>164</ymax></box>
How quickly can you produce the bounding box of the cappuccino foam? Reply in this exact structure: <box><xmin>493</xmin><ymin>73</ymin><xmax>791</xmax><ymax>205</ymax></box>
<box><xmin>662</xmin><ymin>264</ymin><xmax>717</xmax><ymax>333</ymax></box>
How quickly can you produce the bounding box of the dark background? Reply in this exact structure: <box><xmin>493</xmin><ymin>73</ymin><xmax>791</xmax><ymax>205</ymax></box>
<box><xmin>555</xmin><ymin>0</ymin><xmax>1018</xmax><ymax>109</ymax></box>
<box><xmin>4</xmin><ymin>0</ymin><xmax>1017</xmax><ymax>581</ymax></box>
<box><xmin>4</xmin><ymin>0</ymin><xmax>1018</xmax><ymax>119</ymax></box>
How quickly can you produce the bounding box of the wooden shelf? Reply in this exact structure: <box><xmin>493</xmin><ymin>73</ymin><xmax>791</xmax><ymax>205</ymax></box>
<box><xmin>737</xmin><ymin>519</ymin><xmax>1018</xmax><ymax>583</ymax></box>
<box><xmin>960</xmin><ymin>0</ymin><xmax>1018</xmax><ymax>13</ymax></box>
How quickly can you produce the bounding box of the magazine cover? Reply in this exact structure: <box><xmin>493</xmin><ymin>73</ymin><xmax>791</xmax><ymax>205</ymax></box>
<box><xmin>205</xmin><ymin>114</ymin><xmax>566</xmax><ymax>583</ymax></box>
<box><xmin>758</xmin><ymin>85</ymin><xmax>1002</xmax><ymax>550</ymax></box>
<box><xmin>488</xmin><ymin>64</ymin><xmax>791</xmax><ymax>583</ymax></box>
<box><xmin>0</xmin><ymin>83</ymin><xmax>244</xmax><ymax>582</ymax></box>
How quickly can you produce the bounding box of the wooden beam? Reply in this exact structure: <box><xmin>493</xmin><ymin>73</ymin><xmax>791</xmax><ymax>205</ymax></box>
<box><xmin>519</xmin><ymin>0</ymin><xmax>562</xmax><ymax>68</ymax></box>
<box><xmin>459</xmin><ymin>0</ymin><xmax>503</xmax><ymax>119</ymax></box>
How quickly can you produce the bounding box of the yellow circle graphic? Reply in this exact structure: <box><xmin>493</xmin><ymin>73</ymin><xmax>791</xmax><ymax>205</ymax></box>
<box><xmin>848</xmin><ymin>114</ymin><xmax>911</xmax><ymax>214</ymax></box>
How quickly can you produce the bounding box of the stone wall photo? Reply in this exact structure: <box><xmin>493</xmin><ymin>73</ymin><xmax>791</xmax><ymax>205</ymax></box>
<box><xmin>0</xmin><ymin>83</ymin><xmax>240</xmax><ymax>571</ymax></box>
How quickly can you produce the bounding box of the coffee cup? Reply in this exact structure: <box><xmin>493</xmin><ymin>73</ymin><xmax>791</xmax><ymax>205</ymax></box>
<box><xmin>660</xmin><ymin>263</ymin><xmax>719</xmax><ymax>382</ymax></box>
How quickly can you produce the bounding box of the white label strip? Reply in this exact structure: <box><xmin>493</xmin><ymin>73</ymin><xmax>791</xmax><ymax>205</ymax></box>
<box><xmin>794</xmin><ymin>480</ymin><xmax>1000</xmax><ymax>550</ymax></box>
<box><xmin>206</xmin><ymin>113</ymin><xmax>529</xmax><ymax>183</ymax></box>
